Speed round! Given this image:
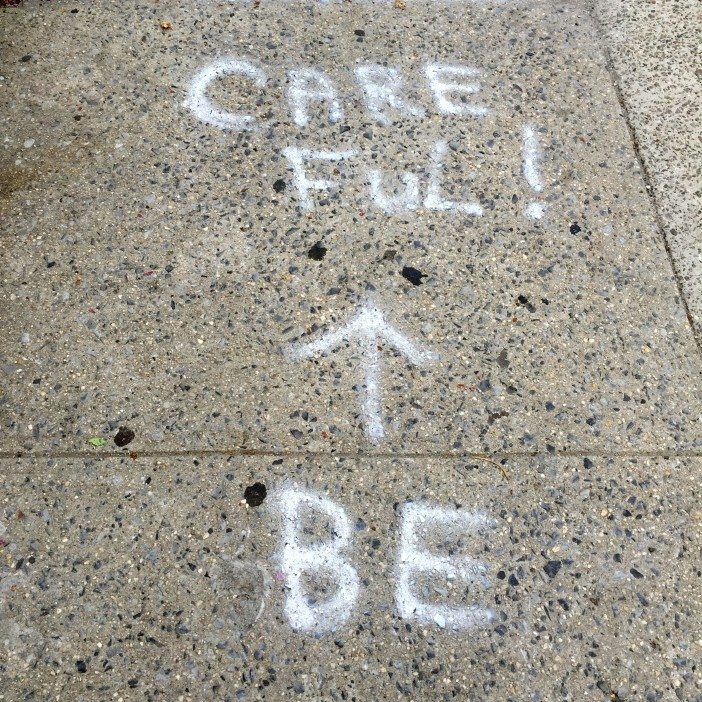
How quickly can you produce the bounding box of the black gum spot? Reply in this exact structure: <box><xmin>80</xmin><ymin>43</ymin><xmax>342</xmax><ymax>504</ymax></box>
<box><xmin>244</xmin><ymin>482</ymin><xmax>267</xmax><ymax>507</ymax></box>
<box><xmin>401</xmin><ymin>266</ymin><xmax>426</xmax><ymax>286</ymax></box>
<box><xmin>308</xmin><ymin>242</ymin><xmax>327</xmax><ymax>261</ymax></box>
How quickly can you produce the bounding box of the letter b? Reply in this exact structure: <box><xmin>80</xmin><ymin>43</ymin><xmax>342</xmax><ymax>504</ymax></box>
<box><xmin>279</xmin><ymin>488</ymin><xmax>359</xmax><ymax>633</ymax></box>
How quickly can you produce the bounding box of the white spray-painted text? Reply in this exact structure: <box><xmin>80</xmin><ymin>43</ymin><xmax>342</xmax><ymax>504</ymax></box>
<box><xmin>184</xmin><ymin>57</ymin><xmax>550</xmax><ymax>217</ymax></box>
<box><xmin>277</xmin><ymin>488</ymin><xmax>495</xmax><ymax>633</ymax></box>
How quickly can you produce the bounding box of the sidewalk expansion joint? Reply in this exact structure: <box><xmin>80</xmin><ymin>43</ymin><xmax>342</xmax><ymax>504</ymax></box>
<box><xmin>0</xmin><ymin>448</ymin><xmax>700</xmax><ymax>464</ymax></box>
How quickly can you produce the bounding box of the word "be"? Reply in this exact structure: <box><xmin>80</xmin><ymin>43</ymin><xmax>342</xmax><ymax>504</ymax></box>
<box><xmin>278</xmin><ymin>487</ymin><xmax>495</xmax><ymax>634</ymax></box>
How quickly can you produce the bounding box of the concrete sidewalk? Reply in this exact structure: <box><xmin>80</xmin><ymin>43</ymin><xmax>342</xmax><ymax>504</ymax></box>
<box><xmin>594</xmin><ymin>0</ymin><xmax>702</xmax><ymax>339</ymax></box>
<box><xmin>1</xmin><ymin>455</ymin><xmax>699</xmax><ymax>700</ymax></box>
<box><xmin>0</xmin><ymin>1</ymin><xmax>700</xmax><ymax>700</ymax></box>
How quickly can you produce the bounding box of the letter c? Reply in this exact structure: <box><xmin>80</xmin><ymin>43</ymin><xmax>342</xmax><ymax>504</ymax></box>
<box><xmin>184</xmin><ymin>58</ymin><xmax>267</xmax><ymax>131</ymax></box>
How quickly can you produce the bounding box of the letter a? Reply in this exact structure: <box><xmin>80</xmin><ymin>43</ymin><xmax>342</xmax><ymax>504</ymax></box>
<box><xmin>288</xmin><ymin>68</ymin><xmax>343</xmax><ymax>127</ymax></box>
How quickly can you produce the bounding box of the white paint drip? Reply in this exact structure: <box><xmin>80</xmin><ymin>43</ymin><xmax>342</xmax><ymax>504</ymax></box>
<box><xmin>354</xmin><ymin>64</ymin><xmax>425</xmax><ymax>126</ymax></box>
<box><xmin>278</xmin><ymin>487</ymin><xmax>359</xmax><ymax>633</ymax></box>
<box><xmin>287</xmin><ymin>305</ymin><xmax>438</xmax><ymax>441</ymax></box>
<box><xmin>287</xmin><ymin>68</ymin><xmax>343</xmax><ymax>127</ymax></box>
<box><xmin>522</xmin><ymin>124</ymin><xmax>546</xmax><ymax>220</ymax></box>
<box><xmin>368</xmin><ymin>169</ymin><xmax>420</xmax><ymax>214</ymax></box>
<box><xmin>396</xmin><ymin>503</ymin><xmax>495</xmax><ymax>631</ymax></box>
<box><xmin>425</xmin><ymin>140</ymin><xmax>483</xmax><ymax>215</ymax></box>
<box><xmin>282</xmin><ymin>147</ymin><xmax>357</xmax><ymax>210</ymax></box>
<box><xmin>424</xmin><ymin>63</ymin><xmax>488</xmax><ymax>117</ymax></box>
<box><xmin>184</xmin><ymin>58</ymin><xmax>267</xmax><ymax>131</ymax></box>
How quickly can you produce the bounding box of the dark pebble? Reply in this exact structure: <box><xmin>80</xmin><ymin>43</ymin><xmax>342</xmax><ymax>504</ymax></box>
<box><xmin>517</xmin><ymin>294</ymin><xmax>536</xmax><ymax>313</ymax></box>
<box><xmin>114</xmin><ymin>426</ymin><xmax>135</xmax><ymax>447</ymax></box>
<box><xmin>244</xmin><ymin>482</ymin><xmax>267</xmax><ymax>507</ymax></box>
<box><xmin>543</xmin><ymin>560</ymin><xmax>562</xmax><ymax>578</ymax></box>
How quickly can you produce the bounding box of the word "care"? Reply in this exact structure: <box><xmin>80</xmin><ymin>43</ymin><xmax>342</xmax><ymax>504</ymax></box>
<box><xmin>185</xmin><ymin>58</ymin><xmax>488</xmax><ymax>130</ymax></box>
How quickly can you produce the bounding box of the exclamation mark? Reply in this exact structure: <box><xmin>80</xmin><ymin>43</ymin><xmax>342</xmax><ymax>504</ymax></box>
<box><xmin>522</xmin><ymin>124</ymin><xmax>545</xmax><ymax>220</ymax></box>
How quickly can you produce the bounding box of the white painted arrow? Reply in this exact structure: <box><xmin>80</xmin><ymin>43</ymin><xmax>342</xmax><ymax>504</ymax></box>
<box><xmin>286</xmin><ymin>305</ymin><xmax>438</xmax><ymax>441</ymax></box>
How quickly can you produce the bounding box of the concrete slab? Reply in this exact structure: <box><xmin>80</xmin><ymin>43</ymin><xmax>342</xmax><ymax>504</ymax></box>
<box><xmin>1</xmin><ymin>3</ymin><xmax>700</xmax><ymax>701</ymax></box>
<box><xmin>1</xmin><ymin>454</ymin><xmax>699</xmax><ymax>700</ymax></box>
<box><xmin>593</xmin><ymin>0</ymin><xmax>702</xmax><ymax>338</ymax></box>
<box><xmin>0</xmin><ymin>0</ymin><xmax>701</xmax><ymax>457</ymax></box>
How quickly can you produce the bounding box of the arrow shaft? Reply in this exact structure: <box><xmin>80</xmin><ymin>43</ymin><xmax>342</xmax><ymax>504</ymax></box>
<box><xmin>362</xmin><ymin>336</ymin><xmax>384</xmax><ymax>441</ymax></box>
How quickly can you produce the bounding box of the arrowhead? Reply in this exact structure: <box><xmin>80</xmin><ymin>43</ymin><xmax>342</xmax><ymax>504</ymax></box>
<box><xmin>287</xmin><ymin>304</ymin><xmax>439</xmax><ymax>365</ymax></box>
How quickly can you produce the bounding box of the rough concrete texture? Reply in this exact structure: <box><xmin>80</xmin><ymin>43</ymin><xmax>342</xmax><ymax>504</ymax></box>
<box><xmin>0</xmin><ymin>0</ymin><xmax>700</xmax><ymax>455</ymax></box>
<box><xmin>593</xmin><ymin>0</ymin><xmax>702</xmax><ymax>337</ymax></box>
<box><xmin>0</xmin><ymin>0</ymin><xmax>701</xmax><ymax>700</ymax></box>
<box><xmin>1</xmin><ymin>456</ymin><xmax>700</xmax><ymax>701</ymax></box>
